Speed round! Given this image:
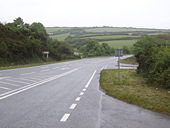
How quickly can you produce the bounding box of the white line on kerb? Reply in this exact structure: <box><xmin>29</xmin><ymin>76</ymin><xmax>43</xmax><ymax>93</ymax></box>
<box><xmin>0</xmin><ymin>86</ymin><xmax>11</xmax><ymax>90</ymax></box>
<box><xmin>60</xmin><ymin>113</ymin><xmax>70</xmax><ymax>122</ymax></box>
<box><xmin>80</xmin><ymin>92</ymin><xmax>84</xmax><ymax>96</ymax></box>
<box><xmin>85</xmin><ymin>70</ymin><xmax>96</xmax><ymax>88</ymax></box>
<box><xmin>82</xmin><ymin>88</ymin><xmax>86</xmax><ymax>91</ymax></box>
<box><xmin>75</xmin><ymin>97</ymin><xmax>81</xmax><ymax>101</ymax></box>
<box><xmin>20</xmin><ymin>72</ymin><xmax>35</xmax><ymax>75</ymax></box>
<box><xmin>69</xmin><ymin>103</ymin><xmax>77</xmax><ymax>109</ymax></box>
<box><xmin>0</xmin><ymin>68</ymin><xmax>79</xmax><ymax>100</ymax></box>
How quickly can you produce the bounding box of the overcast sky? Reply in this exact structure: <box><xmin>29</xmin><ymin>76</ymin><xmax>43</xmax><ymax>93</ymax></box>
<box><xmin>0</xmin><ymin>0</ymin><xmax>170</xmax><ymax>29</ymax></box>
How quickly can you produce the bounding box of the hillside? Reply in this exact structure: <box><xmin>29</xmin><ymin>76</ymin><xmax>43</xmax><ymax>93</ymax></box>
<box><xmin>46</xmin><ymin>27</ymin><xmax>170</xmax><ymax>48</ymax></box>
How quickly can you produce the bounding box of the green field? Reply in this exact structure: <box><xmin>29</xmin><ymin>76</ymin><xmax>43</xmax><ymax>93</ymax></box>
<box><xmin>99</xmin><ymin>40</ymin><xmax>138</xmax><ymax>48</ymax></box>
<box><xmin>50</xmin><ymin>33</ymin><xmax>70</xmax><ymax>41</ymax></box>
<box><xmin>84</xmin><ymin>27</ymin><xmax>159</xmax><ymax>33</ymax></box>
<box><xmin>79</xmin><ymin>35</ymin><xmax>139</xmax><ymax>40</ymax></box>
<box><xmin>46</xmin><ymin>27</ymin><xmax>72</xmax><ymax>33</ymax></box>
<box><xmin>46</xmin><ymin>27</ymin><xmax>169</xmax><ymax>48</ymax></box>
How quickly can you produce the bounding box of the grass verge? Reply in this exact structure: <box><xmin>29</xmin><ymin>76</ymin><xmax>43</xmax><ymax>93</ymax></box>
<box><xmin>120</xmin><ymin>56</ymin><xmax>138</xmax><ymax>65</ymax></box>
<box><xmin>100</xmin><ymin>69</ymin><xmax>170</xmax><ymax>115</ymax></box>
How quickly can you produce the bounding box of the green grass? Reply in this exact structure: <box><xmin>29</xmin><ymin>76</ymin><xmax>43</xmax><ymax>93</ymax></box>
<box><xmin>120</xmin><ymin>56</ymin><xmax>138</xmax><ymax>65</ymax></box>
<box><xmin>100</xmin><ymin>69</ymin><xmax>170</xmax><ymax>115</ymax></box>
<box><xmin>79</xmin><ymin>35</ymin><xmax>139</xmax><ymax>40</ymax></box>
<box><xmin>50</xmin><ymin>33</ymin><xmax>70</xmax><ymax>41</ymax></box>
<box><xmin>85</xmin><ymin>27</ymin><xmax>158</xmax><ymax>33</ymax></box>
<box><xmin>46</xmin><ymin>27</ymin><xmax>71</xmax><ymax>33</ymax></box>
<box><xmin>99</xmin><ymin>40</ymin><xmax>137</xmax><ymax>48</ymax></box>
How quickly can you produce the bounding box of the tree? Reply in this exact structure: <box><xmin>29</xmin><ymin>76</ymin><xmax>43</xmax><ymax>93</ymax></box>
<box><xmin>30</xmin><ymin>22</ymin><xmax>48</xmax><ymax>41</ymax></box>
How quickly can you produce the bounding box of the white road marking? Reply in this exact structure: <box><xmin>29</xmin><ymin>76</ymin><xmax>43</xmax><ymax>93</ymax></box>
<box><xmin>75</xmin><ymin>97</ymin><xmax>81</xmax><ymax>101</ymax></box>
<box><xmin>20</xmin><ymin>72</ymin><xmax>35</xmax><ymax>75</ymax></box>
<box><xmin>69</xmin><ymin>103</ymin><xmax>77</xmax><ymax>109</ymax></box>
<box><xmin>82</xmin><ymin>88</ymin><xmax>86</xmax><ymax>91</ymax></box>
<box><xmin>5</xmin><ymin>79</ymin><xmax>30</xmax><ymax>84</ymax></box>
<box><xmin>41</xmin><ymin>69</ymin><xmax>50</xmax><ymax>72</ymax></box>
<box><xmin>0</xmin><ymin>81</ymin><xmax>19</xmax><ymax>86</ymax></box>
<box><xmin>0</xmin><ymin>86</ymin><xmax>11</xmax><ymax>90</ymax></box>
<box><xmin>101</xmin><ymin>66</ymin><xmax>105</xmax><ymax>70</ymax></box>
<box><xmin>24</xmin><ymin>77</ymin><xmax>41</xmax><ymax>81</ymax></box>
<box><xmin>60</xmin><ymin>113</ymin><xmax>70</xmax><ymax>122</ymax></box>
<box><xmin>13</xmin><ymin>78</ymin><xmax>36</xmax><ymax>82</ymax></box>
<box><xmin>53</xmin><ymin>67</ymin><xmax>59</xmax><ymax>69</ymax></box>
<box><xmin>80</xmin><ymin>92</ymin><xmax>84</xmax><ymax>96</ymax></box>
<box><xmin>0</xmin><ymin>68</ymin><xmax>79</xmax><ymax>100</ymax></box>
<box><xmin>85</xmin><ymin>70</ymin><xmax>96</xmax><ymax>88</ymax></box>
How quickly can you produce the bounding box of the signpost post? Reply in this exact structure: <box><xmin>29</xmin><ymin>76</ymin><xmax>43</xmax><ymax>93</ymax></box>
<box><xmin>115</xmin><ymin>49</ymin><xmax>123</xmax><ymax>83</ymax></box>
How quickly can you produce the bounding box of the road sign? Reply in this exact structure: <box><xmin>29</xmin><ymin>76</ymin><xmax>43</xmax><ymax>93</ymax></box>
<box><xmin>42</xmin><ymin>51</ymin><xmax>49</xmax><ymax>59</ymax></box>
<box><xmin>115</xmin><ymin>49</ymin><xmax>123</xmax><ymax>57</ymax></box>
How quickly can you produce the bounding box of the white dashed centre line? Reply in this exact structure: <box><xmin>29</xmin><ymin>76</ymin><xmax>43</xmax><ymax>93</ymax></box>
<box><xmin>69</xmin><ymin>103</ymin><xmax>77</xmax><ymax>109</ymax></box>
<box><xmin>75</xmin><ymin>97</ymin><xmax>81</xmax><ymax>101</ymax></box>
<box><xmin>80</xmin><ymin>92</ymin><xmax>84</xmax><ymax>96</ymax></box>
<box><xmin>82</xmin><ymin>88</ymin><xmax>86</xmax><ymax>91</ymax></box>
<box><xmin>60</xmin><ymin>113</ymin><xmax>70</xmax><ymax>122</ymax></box>
<box><xmin>85</xmin><ymin>70</ymin><xmax>96</xmax><ymax>88</ymax></box>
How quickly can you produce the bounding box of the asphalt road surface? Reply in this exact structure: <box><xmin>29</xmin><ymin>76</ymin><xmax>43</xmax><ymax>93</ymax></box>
<box><xmin>0</xmin><ymin>56</ymin><xmax>170</xmax><ymax>128</ymax></box>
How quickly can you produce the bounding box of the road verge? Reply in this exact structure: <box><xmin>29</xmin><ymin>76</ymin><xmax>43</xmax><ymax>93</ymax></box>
<box><xmin>100</xmin><ymin>69</ymin><xmax>170</xmax><ymax>115</ymax></box>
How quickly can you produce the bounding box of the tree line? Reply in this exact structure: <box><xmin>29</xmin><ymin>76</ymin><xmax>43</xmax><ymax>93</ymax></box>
<box><xmin>0</xmin><ymin>17</ymin><xmax>77</xmax><ymax>66</ymax></box>
<box><xmin>0</xmin><ymin>17</ymin><xmax>114</xmax><ymax>66</ymax></box>
<box><xmin>134</xmin><ymin>34</ymin><xmax>170</xmax><ymax>89</ymax></box>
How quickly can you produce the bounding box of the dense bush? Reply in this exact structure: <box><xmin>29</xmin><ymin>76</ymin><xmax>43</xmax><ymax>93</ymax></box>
<box><xmin>134</xmin><ymin>36</ymin><xmax>170</xmax><ymax>89</ymax></box>
<box><xmin>0</xmin><ymin>17</ymin><xmax>75</xmax><ymax>66</ymax></box>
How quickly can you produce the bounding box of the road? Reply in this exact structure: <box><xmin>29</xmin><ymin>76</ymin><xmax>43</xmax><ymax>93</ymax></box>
<box><xmin>0</xmin><ymin>56</ymin><xmax>170</xmax><ymax>128</ymax></box>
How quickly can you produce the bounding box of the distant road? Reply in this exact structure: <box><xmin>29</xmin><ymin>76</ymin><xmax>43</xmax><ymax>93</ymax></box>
<box><xmin>0</xmin><ymin>56</ymin><xmax>169</xmax><ymax>128</ymax></box>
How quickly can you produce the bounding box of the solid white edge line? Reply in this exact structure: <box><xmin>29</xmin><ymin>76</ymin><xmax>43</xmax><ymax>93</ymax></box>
<box><xmin>85</xmin><ymin>70</ymin><xmax>96</xmax><ymax>88</ymax></box>
<box><xmin>69</xmin><ymin>103</ymin><xmax>77</xmax><ymax>109</ymax></box>
<box><xmin>0</xmin><ymin>68</ymin><xmax>79</xmax><ymax>100</ymax></box>
<box><xmin>60</xmin><ymin>113</ymin><xmax>70</xmax><ymax>122</ymax></box>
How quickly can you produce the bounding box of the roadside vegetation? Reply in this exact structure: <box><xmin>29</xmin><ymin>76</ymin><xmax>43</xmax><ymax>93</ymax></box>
<box><xmin>0</xmin><ymin>17</ymin><xmax>76</xmax><ymax>67</ymax></box>
<box><xmin>120</xmin><ymin>56</ymin><xmax>138</xmax><ymax>65</ymax></box>
<box><xmin>100</xmin><ymin>33</ymin><xmax>170</xmax><ymax>115</ymax></box>
<box><xmin>134</xmin><ymin>35</ymin><xmax>170</xmax><ymax>89</ymax></box>
<box><xmin>100</xmin><ymin>69</ymin><xmax>170</xmax><ymax>115</ymax></box>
